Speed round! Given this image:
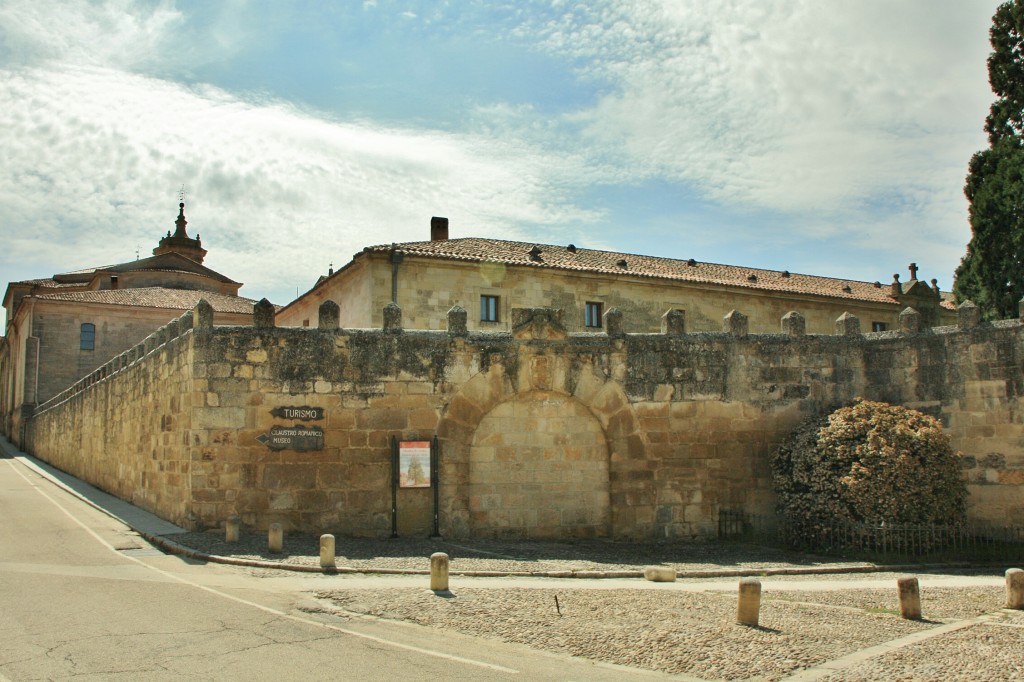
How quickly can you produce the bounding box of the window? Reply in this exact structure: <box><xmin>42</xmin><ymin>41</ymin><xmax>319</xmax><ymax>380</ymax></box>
<box><xmin>480</xmin><ymin>295</ymin><xmax>500</xmax><ymax>322</ymax></box>
<box><xmin>584</xmin><ymin>301</ymin><xmax>603</xmax><ymax>328</ymax></box>
<box><xmin>872</xmin><ymin>321</ymin><xmax>888</xmax><ymax>332</ymax></box>
<box><xmin>80</xmin><ymin>323</ymin><xmax>95</xmax><ymax>350</ymax></box>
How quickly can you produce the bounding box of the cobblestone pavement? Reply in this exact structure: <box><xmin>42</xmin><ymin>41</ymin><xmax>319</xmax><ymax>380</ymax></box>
<box><xmin>166</xmin><ymin>531</ymin><xmax>1024</xmax><ymax>681</ymax></box>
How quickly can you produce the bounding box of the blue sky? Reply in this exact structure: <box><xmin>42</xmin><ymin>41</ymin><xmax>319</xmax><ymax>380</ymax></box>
<box><xmin>0</xmin><ymin>0</ymin><xmax>1002</xmax><ymax>333</ymax></box>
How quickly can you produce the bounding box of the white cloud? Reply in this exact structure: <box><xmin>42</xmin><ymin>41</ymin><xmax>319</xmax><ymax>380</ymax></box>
<box><xmin>0</xmin><ymin>0</ymin><xmax>185</xmax><ymax>71</ymax></box>
<box><xmin>0</xmin><ymin>64</ymin><xmax>600</xmax><ymax>306</ymax></box>
<box><xmin>0</xmin><ymin>0</ymin><xmax>1003</xmax><ymax>323</ymax></box>
<box><xmin>523</xmin><ymin>0</ymin><xmax>993</xmax><ymax>213</ymax></box>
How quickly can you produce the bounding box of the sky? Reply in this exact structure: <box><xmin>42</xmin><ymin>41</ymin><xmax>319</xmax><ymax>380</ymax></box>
<box><xmin>0</xmin><ymin>0</ymin><xmax>1004</xmax><ymax>334</ymax></box>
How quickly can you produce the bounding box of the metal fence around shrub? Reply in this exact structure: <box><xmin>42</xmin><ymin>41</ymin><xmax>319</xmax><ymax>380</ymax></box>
<box><xmin>718</xmin><ymin>510</ymin><xmax>1024</xmax><ymax>563</ymax></box>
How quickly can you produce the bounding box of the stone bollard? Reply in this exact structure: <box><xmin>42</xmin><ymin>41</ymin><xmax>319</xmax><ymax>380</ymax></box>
<box><xmin>320</xmin><ymin>534</ymin><xmax>336</xmax><ymax>569</ymax></box>
<box><xmin>736</xmin><ymin>578</ymin><xmax>761</xmax><ymax>627</ymax></box>
<box><xmin>643</xmin><ymin>566</ymin><xmax>677</xmax><ymax>583</ymax></box>
<box><xmin>268</xmin><ymin>523</ymin><xmax>283</xmax><ymax>554</ymax></box>
<box><xmin>430</xmin><ymin>552</ymin><xmax>450</xmax><ymax>592</ymax></box>
<box><xmin>898</xmin><ymin>576</ymin><xmax>922</xmax><ymax>620</ymax></box>
<box><xmin>1007</xmin><ymin>568</ymin><xmax>1024</xmax><ymax>609</ymax></box>
<box><xmin>225</xmin><ymin>515</ymin><xmax>240</xmax><ymax>543</ymax></box>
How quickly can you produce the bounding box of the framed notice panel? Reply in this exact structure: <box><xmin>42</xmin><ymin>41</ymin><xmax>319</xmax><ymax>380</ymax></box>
<box><xmin>399</xmin><ymin>441</ymin><xmax>432</xmax><ymax>488</ymax></box>
<box><xmin>390</xmin><ymin>436</ymin><xmax>440</xmax><ymax>538</ymax></box>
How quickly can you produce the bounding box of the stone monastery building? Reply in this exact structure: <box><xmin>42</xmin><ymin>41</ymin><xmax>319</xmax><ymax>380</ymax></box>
<box><xmin>6</xmin><ymin>210</ymin><xmax>1017</xmax><ymax>543</ymax></box>
<box><xmin>277</xmin><ymin>217</ymin><xmax>955</xmax><ymax>334</ymax></box>
<box><xmin>0</xmin><ymin>203</ymin><xmax>256</xmax><ymax>440</ymax></box>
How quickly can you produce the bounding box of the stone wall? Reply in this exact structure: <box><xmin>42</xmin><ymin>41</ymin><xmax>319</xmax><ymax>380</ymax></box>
<box><xmin>23</xmin><ymin>300</ymin><xmax>1024</xmax><ymax>540</ymax></box>
<box><xmin>26</xmin><ymin>313</ymin><xmax>198</xmax><ymax>526</ymax></box>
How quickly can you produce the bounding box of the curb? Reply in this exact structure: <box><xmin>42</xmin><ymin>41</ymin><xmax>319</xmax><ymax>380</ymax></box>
<box><xmin>137</xmin><ymin>530</ymin><xmax>988</xmax><ymax>580</ymax></box>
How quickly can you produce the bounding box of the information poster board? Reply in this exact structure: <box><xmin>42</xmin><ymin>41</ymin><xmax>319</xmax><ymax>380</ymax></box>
<box><xmin>399</xmin><ymin>441</ymin><xmax>432</xmax><ymax>488</ymax></box>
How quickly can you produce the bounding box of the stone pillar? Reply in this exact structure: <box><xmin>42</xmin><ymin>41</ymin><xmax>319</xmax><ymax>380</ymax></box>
<box><xmin>268</xmin><ymin>523</ymin><xmax>284</xmax><ymax>554</ymax></box>
<box><xmin>604</xmin><ymin>308</ymin><xmax>624</xmax><ymax>338</ymax></box>
<box><xmin>661</xmin><ymin>309</ymin><xmax>685</xmax><ymax>336</ymax></box>
<box><xmin>723</xmin><ymin>310</ymin><xmax>748</xmax><ymax>337</ymax></box>
<box><xmin>254</xmin><ymin>298</ymin><xmax>276</xmax><ymax>328</ymax></box>
<box><xmin>430</xmin><ymin>552</ymin><xmax>450</xmax><ymax>592</ymax></box>
<box><xmin>194</xmin><ymin>299</ymin><xmax>214</xmax><ymax>330</ymax></box>
<box><xmin>737</xmin><ymin>578</ymin><xmax>761</xmax><ymax>626</ymax></box>
<box><xmin>644</xmin><ymin>566</ymin><xmax>676</xmax><ymax>582</ymax></box>
<box><xmin>781</xmin><ymin>311</ymin><xmax>805</xmax><ymax>338</ymax></box>
<box><xmin>225</xmin><ymin>515</ymin><xmax>240</xmax><ymax>543</ymax></box>
<box><xmin>835</xmin><ymin>312</ymin><xmax>860</xmax><ymax>337</ymax></box>
<box><xmin>319</xmin><ymin>300</ymin><xmax>340</xmax><ymax>330</ymax></box>
<box><xmin>166</xmin><ymin>318</ymin><xmax>180</xmax><ymax>340</ymax></box>
<box><xmin>898</xmin><ymin>576</ymin><xmax>921</xmax><ymax>620</ymax></box>
<box><xmin>447</xmin><ymin>305</ymin><xmax>468</xmax><ymax>336</ymax></box>
<box><xmin>383</xmin><ymin>302</ymin><xmax>402</xmax><ymax>333</ymax></box>
<box><xmin>179</xmin><ymin>310</ymin><xmax>194</xmax><ymax>331</ymax></box>
<box><xmin>1007</xmin><ymin>568</ymin><xmax>1024</xmax><ymax>609</ymax></box>
<box><xmin>320</xmin><ymin>534</ymin><xmax>336</xmax><ymax>569</ymax></box>
<box><xmin>899</xmin><ymin>307</ymin><xmax>921</xmax><ymax>334</ymax></box>
<box><xmin>958</xmin><ymin>300</ymin><xmax>981</xmax><ymax>329</ymax></box>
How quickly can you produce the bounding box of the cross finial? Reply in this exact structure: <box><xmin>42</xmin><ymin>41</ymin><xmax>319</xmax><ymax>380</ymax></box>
<box><xmin>908</xmin><ymin>262</ymin><xmax>919</xmax><ymax>280</ymax></box>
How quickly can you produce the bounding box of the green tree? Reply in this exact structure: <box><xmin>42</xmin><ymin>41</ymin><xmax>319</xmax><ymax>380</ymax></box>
<box><xmin>955</xmin><ymin>1</ymin><xmax>1024</xmax><ymax>319</ymax></box>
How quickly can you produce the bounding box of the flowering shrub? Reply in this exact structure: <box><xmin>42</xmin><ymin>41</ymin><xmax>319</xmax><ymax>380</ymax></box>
<box><xmin>770</xmin><ymin>399</ymin><xmax>967</xmax><ymax>544</ymax></box>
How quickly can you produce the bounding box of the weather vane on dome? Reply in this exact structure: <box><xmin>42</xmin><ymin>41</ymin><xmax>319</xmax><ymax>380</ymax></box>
<box><xmin>178</xmin><ymin>184</ymin><xmax>187</xmax><ymax>204</ymax></box>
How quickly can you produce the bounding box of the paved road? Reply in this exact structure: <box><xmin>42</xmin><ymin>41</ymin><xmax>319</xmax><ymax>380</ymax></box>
<box><xmin>0</xmin><ymin>453</ymin><xmax>681</xmax><ymax>681</ymax></box>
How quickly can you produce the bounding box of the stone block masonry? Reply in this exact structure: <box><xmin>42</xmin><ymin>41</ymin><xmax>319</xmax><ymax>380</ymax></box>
<box><xmin>23</xmin><ymin>301</ymin><xmax>1024</xmax><ymax>538</ymax></box>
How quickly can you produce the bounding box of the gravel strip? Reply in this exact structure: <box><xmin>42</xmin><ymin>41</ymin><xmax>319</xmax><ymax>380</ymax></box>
<box><xmin>818</xmin><ymin>612</ymin><xmax>1024</xmax><ymax>681</ymax></box>
<box><xmin>171</xmin><ymin>532</ymin><xmax>875</xmax><ymax>574</ymax></box>
<box><xmin>314</xmin><ymin>586</ymin><xmax>936</xmax><ymax>681</ymax></box>
<box><xmin>311</xmin><ymin>587</ymin><xmax>1023</xmax><ymax>681</ymax></box>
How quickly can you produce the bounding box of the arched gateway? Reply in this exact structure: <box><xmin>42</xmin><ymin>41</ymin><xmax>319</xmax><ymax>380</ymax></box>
<box><xmin>435</xmin><ymin>308</ymin><xmax>643</xmax><ymax>539</ymax></box>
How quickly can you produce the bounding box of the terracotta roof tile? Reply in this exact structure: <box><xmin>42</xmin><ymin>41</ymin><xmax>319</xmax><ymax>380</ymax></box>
<box><xmin>35</xmin><ymin>288</ymin><xmax>257</xmax><ymax>314</ymax></box>
<box><xmin>365</xmin><ymin>238</ymin><xmax>914</xmax><ymax>306</ymax></box>
<box><xmin>11</xmin><ymin>278</ymin><xmax>85</xmax><ymax>289</ymax></box>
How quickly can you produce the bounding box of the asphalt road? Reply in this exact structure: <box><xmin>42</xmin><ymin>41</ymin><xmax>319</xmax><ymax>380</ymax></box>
<box><xmin>0</xmin><ymin>454</ymin><xmax>681</xmax><ymax>682</ymax></box>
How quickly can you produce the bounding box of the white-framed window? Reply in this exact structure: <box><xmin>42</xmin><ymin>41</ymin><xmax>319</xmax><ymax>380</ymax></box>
<box><xmin>584</xmin><ymin>301</ymin><xmax>603</xmax><ymax>328</ymax></box>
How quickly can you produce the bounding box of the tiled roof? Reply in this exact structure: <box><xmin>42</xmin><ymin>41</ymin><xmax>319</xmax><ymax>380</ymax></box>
<box><xmin>54</xmin><ymin>253</ymin><xmax>240</xmax><ymax>285</ymax></box>
<box><xmin>365</xmin><ymin>238</ymin><xmax>924</xmax><ymax>307</ymax></box>
<box><xmin>34</xmin><ymin>288</ymin><xmax>257</xmax><ymax>314</ymax></box>
<box><xmin>11</xmin><ymin>278</ymin><xmax>85</xmax><ymax>289</ymax></box>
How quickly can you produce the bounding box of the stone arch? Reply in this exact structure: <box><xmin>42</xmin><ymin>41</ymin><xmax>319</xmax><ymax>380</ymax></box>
<box><xmin>436</xmin><ymin>354</ymin><xmax>644</xmax><ymax>538</ymax></box>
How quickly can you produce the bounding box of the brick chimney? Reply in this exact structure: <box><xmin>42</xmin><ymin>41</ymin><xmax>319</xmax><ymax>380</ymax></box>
<box><xmin>430</xmin><ymin>216</ymin><xmax>449</xmax><ymax>242</ymax></box>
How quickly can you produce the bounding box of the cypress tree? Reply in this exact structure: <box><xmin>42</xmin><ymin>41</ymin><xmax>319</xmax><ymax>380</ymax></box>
<box><xmin>955</xmin><ymin>1</ymin><xmax>1024</xmax><ymax>318</ymax></box>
